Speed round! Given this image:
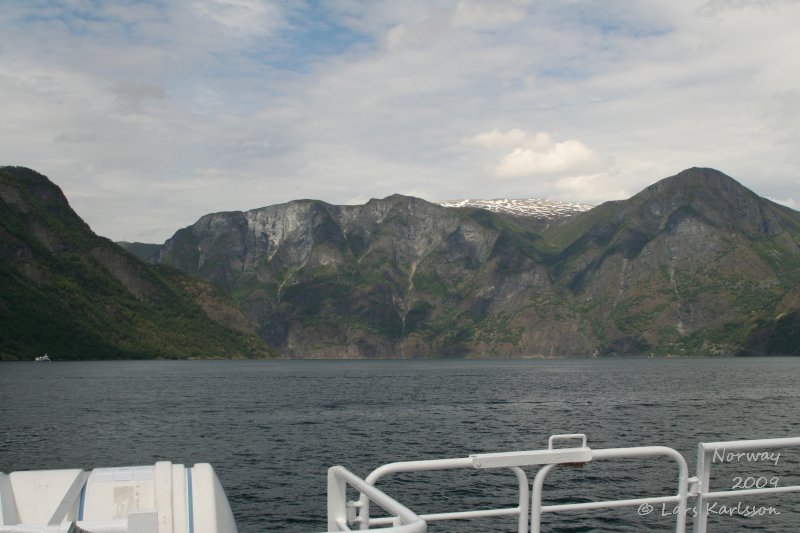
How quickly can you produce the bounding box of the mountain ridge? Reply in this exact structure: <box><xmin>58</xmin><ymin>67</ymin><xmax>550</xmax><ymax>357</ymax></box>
<box><xmin>141</xmin><ymin>167</ymin><xmax>800</xmax><ymax>357</ymax></box>
<box><xmin>3</xmin><ymin>165</ymin><xmax>798</xmax><ymax>359</ymax></box>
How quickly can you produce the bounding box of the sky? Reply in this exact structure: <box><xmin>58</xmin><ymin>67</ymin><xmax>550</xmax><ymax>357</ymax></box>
<box><xmin>2</xmin><ymin>0</ymin><xmax>800</xmax><ymax>243</ymax></box>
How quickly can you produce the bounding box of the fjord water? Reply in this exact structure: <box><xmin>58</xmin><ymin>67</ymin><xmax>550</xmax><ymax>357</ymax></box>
<box><xmin>2</xmin><ymin>358</ymin><xmax>800</xmax><ymax>532</ymax></box>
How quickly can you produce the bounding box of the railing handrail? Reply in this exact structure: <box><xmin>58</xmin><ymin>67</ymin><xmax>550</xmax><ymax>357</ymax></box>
<box><xmin>326</xmin><ymin>434</ymin><xmax>800</xmax><ymax>533</ymax></box>
<box><xmin>531</xmin><ymin>445</ymin><xmax>689</xmax><ymax>533</ymax></box>
<box><xmin>358</xmin><ymin>456</ymin><xmax>531</xmax><ymax>531</ymax></box>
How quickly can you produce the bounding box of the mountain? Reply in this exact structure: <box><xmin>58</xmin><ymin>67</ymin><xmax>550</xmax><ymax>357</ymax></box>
<box><xmin>543</xmin><ymin>168</ymin><xmax>800</xmax><ymax>355</ymax></box>
<box><xmin>8</xmin><ymin>166</ymin><xmax>799</xmax><ymax>359</ymax></box>
<box><xmin>154</xmin><ymin>194</ymin><xmax>555</xmax><ymax>357</ymax></box>
<box><xmin>150</xmin><ymin>167</ymin><xmax>800</xmax><ymax>357</ymax></box>
<box><xmin>0</xmin><ymin>166</ymin><xmax>273</xmax><ymax>360</ymax></box>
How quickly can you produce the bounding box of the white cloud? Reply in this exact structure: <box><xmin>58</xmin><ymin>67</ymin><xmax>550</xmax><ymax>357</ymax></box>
<box><xmin>452</xmin><ymin>0</ymin><xmax>529</xmax><ymax>29</ymax></box>
<box><xmin>497</xmin><ymin>141</ymin><xmax>607</xmax><ymax>178</ymax></box>
<box><xmin>384</xmin><ymin>24</ymin><xmax>409</xmax><ymax>51</ymax></box>
<box><xmin>468</xmin><ymin>128</ymin><xmax>530</xmax><ymax>150</ymax></box>
<box><xmin>190</xmin><ymin>0</ymin><xmax>284</xmax><ymax>37</ymax></box>
<box><xmin>469</xmin><ymin>129</ymin><xmax>610</xmax><ymax>178</ymax></box>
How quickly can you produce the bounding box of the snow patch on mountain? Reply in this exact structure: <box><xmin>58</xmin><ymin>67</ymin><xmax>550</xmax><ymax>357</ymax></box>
<box><xmin>436</xmin><ymin>198</ymin><xmax>594</xmax><ymax>220</ymax></box>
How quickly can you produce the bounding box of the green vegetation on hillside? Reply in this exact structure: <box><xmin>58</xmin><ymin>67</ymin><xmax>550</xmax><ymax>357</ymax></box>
<box><xmin>0</xmin><ymin>166</ymin><xmax>273</xmax><ymax>360</ymax></box>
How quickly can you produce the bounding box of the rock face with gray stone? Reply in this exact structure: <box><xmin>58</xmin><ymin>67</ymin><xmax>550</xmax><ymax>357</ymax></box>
<box><xmin>151</xmin><ymin>168</ymin><xmax>800</xmax><ymax>358</ymax></box>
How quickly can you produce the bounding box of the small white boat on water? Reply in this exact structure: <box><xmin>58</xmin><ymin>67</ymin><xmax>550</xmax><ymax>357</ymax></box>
<box><xmin>2</xmin><ymin>433</ymin><xmax>799</xmax><ymax>532</ymax></box>
<box><xmin>34</xmin><ymin>354</ymin><xmax>50</xmax><ymax>362</ymax></box>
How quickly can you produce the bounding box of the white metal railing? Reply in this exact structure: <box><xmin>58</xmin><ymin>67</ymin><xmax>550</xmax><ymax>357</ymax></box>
<box><xmin>693</xmin><ymin>436</ymin><xmax>800</xmax><ymax>533</ymax></box>
<box><xmin>327</xmin><ymin>466</ymin><xmax>426</xmax><ymax>532</ymax></box>
<box><xmin>325</xmin><ymin>434</ymin><xmax>800</xmax><ymax>532</ymax></box>
<box><xmin>531</xmin><ymin>444</ymin><xmax>690</xmax><ymax>532</ymax></box>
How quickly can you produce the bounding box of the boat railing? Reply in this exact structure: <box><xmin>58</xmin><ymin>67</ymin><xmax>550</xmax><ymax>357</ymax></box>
<box><xmin>327</xmin><ymin>466</ymin><xmax>426</xmax><ymax>532</ymax></box>
<box><xmin>531</xmin><ymin>441</ymin><xmax>689</xmax><ymax>532</ymax></box>
<box><xmin>324</xmin><ymin>433</ymin><xmax>800</xmax><ymax>532</ymax></box>
<box><xmin>693</xmin><ymin>436</ymin><xmax>800</xmax><ymax>533</ymax></box>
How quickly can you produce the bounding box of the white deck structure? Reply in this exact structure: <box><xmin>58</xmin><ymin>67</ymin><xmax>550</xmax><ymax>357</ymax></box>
<box><xmin>0</xmin><ymin>463</ymin><xmax>236</xmax><ymax>533</ymax></box>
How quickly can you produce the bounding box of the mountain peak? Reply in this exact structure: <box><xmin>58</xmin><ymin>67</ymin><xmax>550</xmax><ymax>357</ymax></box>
<box><xmin>1</xmin><ymin>166</ymin><xmax>72</xmax><ymax>213</ymax></box>
<box><xmin>643</xmin><ymin>167</ymin><xmax>751</xmax><ymax>197</ymax></box>
<box><xmin>626</xmin><ymin>167</ymin><xmax>793</xmax><ymax>237</ymax></box>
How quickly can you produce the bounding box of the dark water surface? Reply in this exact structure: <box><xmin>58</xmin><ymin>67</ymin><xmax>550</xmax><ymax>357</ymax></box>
<box><xmin>2</xmin><ymin>358</ymin><xmax>800</xmax><ymax>532</ymax></box>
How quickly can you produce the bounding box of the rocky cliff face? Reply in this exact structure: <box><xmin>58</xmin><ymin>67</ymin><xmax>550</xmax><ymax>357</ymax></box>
<box><xmin>152</xmin><ymin>167</ymin><xmax>800</xmax><ymax>358</ymax></box>
<box><xmin>157</xmin><ymin>195</ymin><xmax>564</xmax><ymax>357</ymax></box>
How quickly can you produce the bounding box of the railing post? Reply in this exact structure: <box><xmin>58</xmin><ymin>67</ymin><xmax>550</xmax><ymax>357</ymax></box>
<box><xmin>358</xmin><ymin>498</ymin><xmax>370</xmax><ymax>530</ymax></box>
<box><xmin>510</xmin><ymin>466</ymin><xmax>529</xmax><ymax>533</ymax></box>
<box><xmin>530</xmin><ymin>464</ymin><xmax>556</xmax><ymax>533</ymax></box>
<box><xmin>327</xmin><ymin>467</ymin><xmax>348</xmax><ymax>532</ymax></box>
<box><xmin>693</xmin><ymin>444</ymin><xmax>710</xmax><ymax>533</ymax></box>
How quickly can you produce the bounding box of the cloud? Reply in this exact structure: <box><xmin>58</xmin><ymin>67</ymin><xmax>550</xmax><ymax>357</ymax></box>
<box><xmin>554</xmin><ymin>173</ymin><xmax>629</xmax><ymax>204</ymax></box>
<box><xmin>384</xmin><ymin>24</ymin><xmax>408</xmax><ymax>51</ymax></box>
<box><xmin>54</xmin><ymin>132</ymin><xmax>100</xmax><ymax>144</ymax></box>
<box><xmin>698</xmin><ymin>0</ymin><xmax>794</xmax><ymax>16</ymax></box>
<box><xmin>112</xmin><ymin>81</ymin><xmax>166</xmax><ymax>114</ymax></box>
<box><xmin>452</xmin><ymin>0</ymin><xmax>530</xmax><ymax>29</ymax></box>
<box><xmin>468</xmin><ymin>128</ymin><xmax>531</xmax><ymax>150</ymax></box>
<box><xmin>468</xmin><ymin>129</ymin><xmax>610</xmax><ymax>178</ymax></box>
<box><xmin>2</xmin><ymin>0</ymin><xmax>800</xmax><ymax>241</ymax></box>
<box><xmin>497</xmin><ymin>141</ymin><xmax>606</xmax><ymax>178</ymax></box>
<box><xmin>190</xmin><ymin>0</ymin><xmax>285</xmax><ymax>37</ymax></box>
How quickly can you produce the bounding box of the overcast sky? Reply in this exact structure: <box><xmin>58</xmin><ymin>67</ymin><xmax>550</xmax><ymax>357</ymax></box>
<box><xmin>2</xmin><ymin>0</ymin><xmax>799</xmax><ymax>242</ymax></box>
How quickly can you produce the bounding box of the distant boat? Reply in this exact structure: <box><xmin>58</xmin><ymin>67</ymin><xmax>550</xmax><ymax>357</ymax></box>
<box><xmin>34</xmin><ymin>354</ymin><xmax>51</xmax><ymax>362</ymax></box>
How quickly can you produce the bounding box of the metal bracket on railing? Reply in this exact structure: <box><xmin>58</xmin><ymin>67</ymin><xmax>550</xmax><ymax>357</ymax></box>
<box><xmin>470</xmin><ymin>433</ymin><xmax>592</xmax><ymax>469</ymax></box>
<box><xmin>548</xmin><ymin>433</ymin><xmax>588</xmax><ymax>450</ymax></box>
<box><xmin>471</xmin><ymin>448</ymin><xmax>592</xmax><ymax>469</ymax></box>
<box><xmin>346</xmin><ymin>500</ymin><xmax>363</xmax><ymax>523</ymax></box>
<box><xmin>687</xmin><ymin>476</ymin><xmax>701</xmax><ymax>497</ymax></box>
